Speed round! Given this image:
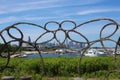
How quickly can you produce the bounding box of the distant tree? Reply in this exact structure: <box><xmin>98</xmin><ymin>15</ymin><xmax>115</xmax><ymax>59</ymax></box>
<box><xmin>0</xmin><ymin>43</ymin><xmax>27</xmax><ymax>53</ymax></box>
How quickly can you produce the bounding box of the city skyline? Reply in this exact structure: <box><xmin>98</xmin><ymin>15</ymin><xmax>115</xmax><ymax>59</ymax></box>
<box><xmin>0</xmin><ymin>0</ymin><xmax>120</xmax><ymax>47</ymax></box>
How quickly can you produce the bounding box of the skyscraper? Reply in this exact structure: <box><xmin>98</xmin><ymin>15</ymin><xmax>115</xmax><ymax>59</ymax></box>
<box><xmin>28</xmin><ymin>36</ymin><xmax>31</xmax><ymax>43</ymax></box>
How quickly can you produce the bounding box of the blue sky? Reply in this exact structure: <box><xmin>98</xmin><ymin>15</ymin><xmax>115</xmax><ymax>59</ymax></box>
<box><xmin>0</xmin><ymin>0</ymin><xmax>120</xmax><ymax>25</ymax></box>
<box><xmin>0</xmin><ymin>0</ymin><xmax>120</xmax><ymax>47</ymax></box>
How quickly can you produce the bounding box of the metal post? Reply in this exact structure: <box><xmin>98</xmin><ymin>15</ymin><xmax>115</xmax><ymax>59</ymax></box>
<box><xmin>117</xmin><ymin>37</ymin><xmax>120</xmax><ymax>46</ymax></box>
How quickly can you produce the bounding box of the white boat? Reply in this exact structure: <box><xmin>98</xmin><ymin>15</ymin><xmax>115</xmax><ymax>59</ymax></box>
<box><xmin>55</xmin><ymin>49</ymin><xmax>65</xmax><ymax>54</ymax></box>
<box><xmin>84</xmin><ymin>49</ymin><xmax>108</xmax><ymax>57</ymax></box>
<box><xmin>112</xmin><ymin>51</ymin><xmax>120</xmax><ymax>55</ymax></box>
<box><xmin>19</xmin><ymin>52</ymin><xmax>27</xmax><ymax>57</ymax></box>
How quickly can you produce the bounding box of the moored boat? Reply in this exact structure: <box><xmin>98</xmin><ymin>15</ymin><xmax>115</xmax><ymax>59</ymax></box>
<box><xmin>84</xmin><ymin>49</ymin><xmax>108</xmax><ymax>57</ymax></box>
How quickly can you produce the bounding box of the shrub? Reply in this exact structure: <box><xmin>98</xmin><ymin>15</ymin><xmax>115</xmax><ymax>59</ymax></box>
<box><xmin>0</xmin><ymin>56</ymin><xmax>119</xmax><ymax>78</ymax></box>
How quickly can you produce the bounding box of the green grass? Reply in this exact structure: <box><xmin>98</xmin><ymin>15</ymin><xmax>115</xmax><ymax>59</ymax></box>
<box><xmin>0</xmin><ymin>56</ymin><xmax>120</xmax><ymax>79</ymax></box>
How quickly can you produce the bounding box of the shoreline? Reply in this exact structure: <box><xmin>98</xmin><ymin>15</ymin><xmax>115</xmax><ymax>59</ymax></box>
<box><xmin>10</xmin><ymin>51</ymin><xmax>56</xmax><ymax>58</ymax></box>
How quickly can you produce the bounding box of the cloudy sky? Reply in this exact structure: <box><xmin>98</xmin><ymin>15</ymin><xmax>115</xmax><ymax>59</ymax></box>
<box><xmin>0</xmin><ymin>0</ymin><xmax>120</xmax><ymax>46</ymax></box>
<box><xmin>0</xmin><ymin>0</ymin><xmax>120</xmax><ymax>24</ymax></box>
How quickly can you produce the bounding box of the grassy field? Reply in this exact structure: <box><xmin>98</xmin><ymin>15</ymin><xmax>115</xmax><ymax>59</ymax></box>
<box><xmin>0</xmin><ymin>56</ymin><xmax>120</xmax><ymax>80</ymax></box>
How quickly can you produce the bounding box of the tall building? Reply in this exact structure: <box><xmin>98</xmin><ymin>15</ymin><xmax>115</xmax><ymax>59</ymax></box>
<box><xmin>22</xmin><ymin>36</ymin><xmax>32</xmax><ymax>47</ymax></box>
<box><xmin>28</xmin><ymin>36</ymin><xmax>31</xmax><ymax>43</ymax></box>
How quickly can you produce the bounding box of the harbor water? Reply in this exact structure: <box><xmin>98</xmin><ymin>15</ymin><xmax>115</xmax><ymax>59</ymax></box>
<box><xmin>22</xmin><ymin>53</ymin><xmax>81</xmax><ymax>58</ymax></box>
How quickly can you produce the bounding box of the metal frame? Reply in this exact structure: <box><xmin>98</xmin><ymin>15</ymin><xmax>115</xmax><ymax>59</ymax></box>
<box><xmin>0</xmin><ymin>18</ymin><xmax>120</xmax><ymax>78</ymax></box>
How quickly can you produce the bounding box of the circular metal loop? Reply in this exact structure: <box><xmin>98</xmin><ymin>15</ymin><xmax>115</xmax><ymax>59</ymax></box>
<box><xmin>100</xmin><ymin>23</ymin><xmax>119</xmax><ymax>39</ymax></box>
<box><xmin>7</xmin><ymin>26</ymin><xmax>23</xmax><ymax>40</ymax></box>
<box><xmin>44</xmin><ymin>21</ymin><xmax>60</xmax><ymax>32</ymax></box>
<box><xmin>60</xmin><ymin>20</ymin><xmax>77</xmax><ymax>30</ymax></box>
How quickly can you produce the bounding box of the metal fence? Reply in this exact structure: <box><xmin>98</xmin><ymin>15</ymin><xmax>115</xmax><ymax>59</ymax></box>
<box><xmin>0</xmin><ymin>18</ymin><xmax>120</xmax><ymax>79</ymax></box>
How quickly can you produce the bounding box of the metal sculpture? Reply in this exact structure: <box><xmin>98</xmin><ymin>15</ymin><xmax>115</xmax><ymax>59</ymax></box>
<box><xmin>0</xmin><ymin>18</ymin><xmax>119</xmax><ymax>78</ymax></box>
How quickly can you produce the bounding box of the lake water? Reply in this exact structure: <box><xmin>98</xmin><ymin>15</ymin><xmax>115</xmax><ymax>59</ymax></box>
<box><xmin>22</xmin><ymin>53</ymin><xmax>81</xmax><ymax>58</ymax></box>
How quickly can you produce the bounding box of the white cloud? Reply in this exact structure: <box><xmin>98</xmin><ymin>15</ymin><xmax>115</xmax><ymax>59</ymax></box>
<box><xmin>23</xmin><ymin>16</ymin><xmax>56</xmax><ymax>20</ymax></box>
<box><xmin>18</xmin><ymin>0</ymin><xmax>59</xmax><ymax>6</ymax></box>
<box><xmin>0</xmin><ymin>0</ymin><xmax>104</xmax><ymax>15</ymax></box>
<box><xmin>0</xmin><ymin>16</ymin><xmax>58</xmax><ymax>24</ymax></box>
<box><xmin>78</xmin><ymin>8</ymin><xmax>120</xmax><ymax>15</ymax></box>
<box><xmin>75</xmin><ymin>0</ymin><xmax>104</xmax><ymax>5</ymax></box>
<box><xmin>0</xmin><ymin>0</ymin><xmax>60</xmax><ymax>14</ymax></box>
<box><xmin>0</xmin><ymin>16</ymin><xmax>18</xmax><ymax>24</ymax></box>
